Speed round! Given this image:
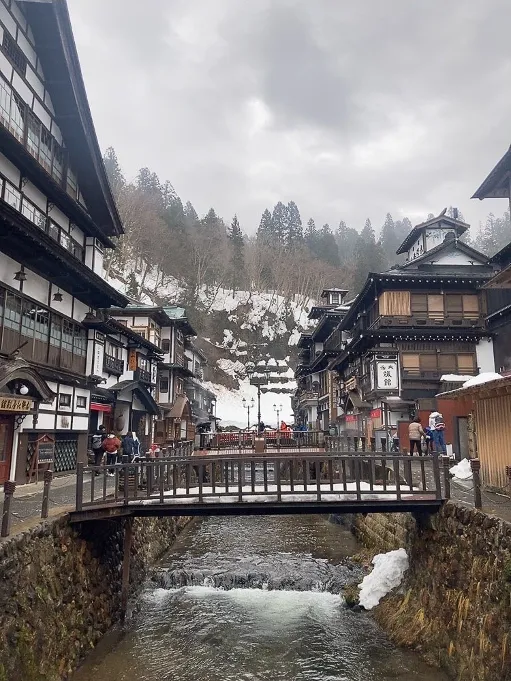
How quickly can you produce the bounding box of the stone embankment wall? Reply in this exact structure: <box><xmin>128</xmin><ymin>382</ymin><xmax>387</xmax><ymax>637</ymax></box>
<box><xmin>0</xmin><ymin>515</ymin><xmax>190</xmax><ymax>681</ymax></box>
<box><xmin>352</xmin><ymin>503</ymin><xmax>511</xmax><ymax>681</ymax></box>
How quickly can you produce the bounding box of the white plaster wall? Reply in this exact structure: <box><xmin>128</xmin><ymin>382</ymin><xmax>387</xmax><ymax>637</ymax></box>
<box><xmin>429</xmin><ymin>250</ymin><xmax>474</xmax><ymax>266</ymax></box>
<box><xmin>48</xmin><ymin>205</ymin><xmax>70</xmax><ymax>231</ymax></box>
<box><xmin>0</xmin><ymin>50</ymin><xmax>12</xmax><ymax>84</ymax></box>
<box><xmin>71</xmin><ymin>224</ymin><xmax>85</xmax><ymax>246</ymax></box>
<box><xmin>11</xmin><ymin>72</ymin><xmax>32</xmax><ymax>106</ymax></box>
<box><xmin>93</xmin><ymin>248</ymin><xmax>104</xmax><ymax>275</ymax></box>
<box><xmin>0</xmin><ymin>152</ymin><xmax>20</xmax><ymax>185</ymax></box>
<box><xmin>72</xmin><ymin>415</ymin><xmax>89</xmax><ymax>431</ymax></box>
<box><xmin>31</xmin><ymin>412</ymin><xmax>55</xmax><ymax>432</ymax></box>
<box><xmin>476</xmin><ymin>339</ymin><xmax>496</xmax><ymax>373</ymax></box>
<box><xmin>0</xmin><ymin>252</ymin><xmax>20</xmax><ymax>284</ymax></box>
<box><xmin>22</xmin><ymin>267</ymin><xmax>49</xmax><ymax>305</ymax></box>
<box><xmin>0</xmin><ymin>3</ymin><xmax>16</xmax><ymax>37</ymax></box>
<box><xmin>25</xmin><ymin>64</ymin><xmax>44</xmax><ymax>99</ymax></box>
<box><xmin>23</xmin><ymin>181</ymin><xmax>47</xmax><ymax>211</ymax></box>
<box><xmin>134</xmin><ymin>316</ymin><xmax>149</xmax><ymax>326</ymax></box>
<box><xmin>73</xmin><ymin>299</ymin><xmax>89</xmax><ymax>323</ymax></box>
<box><xmin>49</xmin><ymin>290</ymin><xmax>72</xmax><ymax>317</ymax></box>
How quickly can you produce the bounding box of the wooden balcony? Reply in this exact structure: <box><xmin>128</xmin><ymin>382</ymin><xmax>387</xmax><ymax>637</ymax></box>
<box><xmin>103</xmin><ymin>354</ymin><xmax>124</xmax><ymax>376</ymax></box>
<box><xmin>135</xmin><ymin>367</ymin><xmax>152</xmax><ymax>384</ymax></box>
<box><xmin>297</xmin><ymin>390</ymin><xmax>319</xmax><ymax>407</ymax></box>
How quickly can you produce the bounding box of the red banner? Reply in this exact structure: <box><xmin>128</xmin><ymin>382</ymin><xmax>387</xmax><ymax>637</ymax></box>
<box><xmin>345</xmin><ymin>415</ymin><xmax>358</xmax><ymax>423</ymax></box>
<box><xmin>370</xmin><ymin>409</ymin><xmax>381</xmax><ymax>419</ymax></box>
<box><xmin>90</xmin><ymin>403</ymin><xmax>112</xmax><ymax>413</ymax></box>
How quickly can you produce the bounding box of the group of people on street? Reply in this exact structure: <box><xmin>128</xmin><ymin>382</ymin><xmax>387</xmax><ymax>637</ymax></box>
<box><xmin>408</xmin><ymin>411</ymin><xmax>446</xmax><ymax>456</ymax></box>
<box><xmin>91</xmin><ymin>425</ymin><xmax>142</xmax><ymax>475</ymax></box>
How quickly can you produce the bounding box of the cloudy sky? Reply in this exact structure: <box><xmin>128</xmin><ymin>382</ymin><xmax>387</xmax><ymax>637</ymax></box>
<box><xmin>68</xmin><ymin>0</ymin><xmax>510</xmax><ymax>237</ymax></box>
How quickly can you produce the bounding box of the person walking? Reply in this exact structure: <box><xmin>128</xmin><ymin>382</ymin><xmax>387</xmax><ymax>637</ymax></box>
<box><xmin>102</xmin><ymin>433</ymin><xmax>121</xmax><ymax>475</ymax></box>
<box><xmin>91</xmin><ymin>425</ymin><xmax>107</xmax><ymax>472</ymax></box>
<box><xmin>432</xmin><ymin>413</ymin><xmax>447</xmax><ymax>454</ymax></box>
<box><xmin>408</xmin><ymin>417</ymin><xmax>425</xmax><ymax>456</ymax></box>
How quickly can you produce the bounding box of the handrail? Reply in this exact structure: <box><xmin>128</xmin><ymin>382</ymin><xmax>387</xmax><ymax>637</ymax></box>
<box><xmin>75</xmin><ymin>451</ymin><xmax>446</xmax><ymax>511</ymax></box>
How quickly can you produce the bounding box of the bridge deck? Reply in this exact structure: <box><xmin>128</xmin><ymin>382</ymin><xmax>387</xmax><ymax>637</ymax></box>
<box><xmin>70</xmin><ymin>451</ymin><xmax>448</xmax><ymax>522</ymax></box>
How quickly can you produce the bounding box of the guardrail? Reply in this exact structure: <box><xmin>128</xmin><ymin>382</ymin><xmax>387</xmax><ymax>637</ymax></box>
<box><xmin>75</xmin><ymin>451</ymin><xmax>449</xmax><ymax>511</ymax></box>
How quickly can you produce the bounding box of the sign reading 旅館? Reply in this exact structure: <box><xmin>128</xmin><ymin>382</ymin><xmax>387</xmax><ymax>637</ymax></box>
<box><xmin>0</xmin><ymin>397</ymin><xmax>33</xmax><ymax>412</ymax></box>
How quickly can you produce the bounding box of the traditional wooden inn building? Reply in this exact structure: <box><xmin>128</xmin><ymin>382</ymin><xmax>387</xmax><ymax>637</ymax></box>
<box><xmin>80</xmin><ymin>313</ymin><xmax>161</xmax><ymax>451</ymax></box>
<box><xmin>0</xmin><ymin>0</ymin><xmax>133</xmax><ymax>483</ymax></box>
<box><xmin>329</xmin><ymin>212</ymin><xmax>498</xmax><ymax>450</ymax></box>
<box><xmin>472</xmin><ymin>147</ymin><xmax>511</xmax><ymax>375</ymax></box>
<box><xmin>107</xmin><ymin>304</ymin><xmax>216</xmax><ymax>446</ymax></box>
<box><xmin>293</xmin><ymin>289</ymin><xmax>351</xmax><ymax>430</ymax></box>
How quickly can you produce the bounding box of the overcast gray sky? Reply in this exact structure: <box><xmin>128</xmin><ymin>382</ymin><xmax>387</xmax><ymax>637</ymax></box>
<box><xmin>68</xmin><ymin>0</ymin><xmax>510</xmax><ymax>237</ymax></box>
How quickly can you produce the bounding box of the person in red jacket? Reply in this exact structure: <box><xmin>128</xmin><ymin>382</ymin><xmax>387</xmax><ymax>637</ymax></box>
<box><xmin>102</xmin><ymin>433</ymin><xmax>121</xmax><ymax>475</ymax></box>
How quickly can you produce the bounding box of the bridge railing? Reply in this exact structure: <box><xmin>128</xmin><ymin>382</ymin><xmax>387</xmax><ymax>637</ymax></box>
<box><xmin>325</xmin><ymin>435</ymin><xmax>397</xmax><ymax>452</ymax></box>
<box><xmin>75</xmin><ymin>451</ymin><xmax>448</xmax><ymax>511</ymax></box>
<box><xmin>206</xmin><ymin>430</ymin><xmax>324</xmax><ymax>454</ymax></box>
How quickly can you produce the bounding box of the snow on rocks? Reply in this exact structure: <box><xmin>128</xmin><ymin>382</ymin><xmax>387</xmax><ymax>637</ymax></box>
<box><xmin>449</xmin><ymin>458</ymin><xmax>473</xmax><ymax>480</ymax></box>
<box><xmin>358</xmin><ymin>549</ymin><xmax>409</xmax><ymax>610</ymax></box>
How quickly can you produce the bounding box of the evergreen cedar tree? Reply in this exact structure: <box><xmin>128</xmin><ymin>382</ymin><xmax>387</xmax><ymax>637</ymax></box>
<box><xmin>102</xmin><ymin>147</ymin><xmax>511</xmax><ymax>302</ymax></box>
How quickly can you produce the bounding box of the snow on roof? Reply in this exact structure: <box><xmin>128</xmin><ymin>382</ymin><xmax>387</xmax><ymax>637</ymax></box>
<box><xmin>462</xmin><ymin>372</ymin><xmax>503</xmax><ymax>388</ymax></box>
<box><xmin>440</xmin><ymin>374</ymin><xmax>475</xmax><ymax>382</ymax></box>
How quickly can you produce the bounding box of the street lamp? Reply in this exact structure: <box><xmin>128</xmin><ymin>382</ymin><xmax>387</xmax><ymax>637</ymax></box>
<box><xmin>246</xmin><ymin>360</ymin><xmax>271</xmax><ymax>428</ymax></box>
<box><xmin>242</xmin><ymin>397</ymin><xmax>255</xmax><ymax>431</ymax></box>
<box><xmin>273</xmin><ymin>403</ymin><xmax>283</xmax><ymax>430</ymax></box>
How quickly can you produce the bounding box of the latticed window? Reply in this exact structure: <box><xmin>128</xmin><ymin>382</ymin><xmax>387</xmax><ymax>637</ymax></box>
<box><xmin>26</xmin><ymin>111</ymin><xmax>40</xmax><ymax>158</ymax></box>
<box><xmin>2</xmin><ymin>32</ymin><xmax>27</xmax><ymax>76</ymax></box>
<box><xmin>4</xmin><ymin>182</ymin><xmax>21</xmax><ymax>211</ymax></box>
<box><xmin>39</xmin><ymin>126</ymin><xmax>52</xmax><ymax>172</ymax></box>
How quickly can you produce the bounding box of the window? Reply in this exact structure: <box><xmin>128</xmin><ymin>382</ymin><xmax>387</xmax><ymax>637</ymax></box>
<box><xmin>48</xmin><ymin>220</ymin><xmax>60</xmax><ymax>242</ymax></box>
<box><xmin>61</xmin><ymin>319</ymin><xmax>74</xmax><ymax>353</ymax></box>
<box><xmin>176</xmin><ymin>378</ymin><xmax>183</xmax><ymax>393</ymax></box>
<box><xmin>402</xmin><ymin>354</ymin><xmax>420</xmax><ymax>371</ymax></box>
<box><xmin>331</xmin><ymin>293</ymin><xmax>340</xmax><ymax>304</ymax></box>
<box><xmin>438</xmin><ymin>354</ymin><xmax>457</xmax><ymax>372</ymax></box>
<box><xmin>73</xmin><ymin>325</ymin><xmax>87</xmax><ymax>357</ymax></box>
<box><xmin>21</xmin><ymin>300</ymin><xmax>35</xmax><ymax>340</ymax></box>
<box><xmin>34</xmin><ymin>308</ymin><xmax>49</xmax><ymax>341</ymax></box>
<box><xmin>106</xmin><ymin>342</ymin><xmax>121</xmax><ymax>359</ymax></box>
<box><xmin>462</xmin><ymin>295</ymin><xmax>479</xmax><ymax>318</ymax></box>
<box><xmin>4</xmin><ymin>182</ymin><xmax>21</xmax><ymax>211</ymax></box>
<box><xmin>4</xmin><ymin>293</ymin><xmax>21</xmax><ymax>331</ymax></box>
<box><xmin>9</xmin><ymin>91</ymin><xmax>25</xmax><ymax>142</ymax></box>
<box><xmin>0</xmin><ymin>78</ymin><xmax>10</xmax><ymax>126</ymax></box>
<box><xmin>66</xmin><ymin>167</ymin><xmax>78</xmax><ymax>199</ymax></box>
<box><xmin>39</xmin><ymin>127</ymin><xmax>52</xmax><ymax>173</ymax></box>
<box><xmin>419</xmin><ymin>354</ymin><xmax>437</xmax><ymax>371</ymax></box>
<box><xmin>21</xmin><ymin>198</ymin><xmax>46</xmax><ymax>230</ymax></box>
<box><xmin>159</xmin><ymin>378</ymin><xmax>169</xmax><ymax>393</ymax></box>
<box><xmin>76</xmin><ymin>396</ymin><xmax>87</xmax><ymax>409</ymax></box>
<box><xmin>176</xmin><ymin>330</ymin><xmax>183</xmax><ymax>344</ymax></box>
<box><xmin>427</xmin><ymin>295</ymin><xmax>444</xmax><ymax>319</ymax></box>
<box><xmin>411</xmin><ymin>294</ymin><xmax>427</xmax><ymax>313</ymax></box>
<box><xmin>445</xmin><ymin>295</ymin><xmax>463</xmax><ymax>315</ymax></box>
<box><xmin>2</xmin><ymin>32</ymin><xmax>27</xmax><ymax>76</ymax></box>
<box><xmin>457</xmin><ymin>354</ymin><xmax>476</xmax><ymax>373</ymax></box>
<box><xmin>52</xmin><ymin>142</ymin><xmax>64</xmax><ymax>183</ymax></box>
<box><xmin>161</xmin><ymin>339</ymin><xmax>170</xmax><ymax>354</ymax></box>
<box><xmin>138</xmin><ymin>356</ymin><xmax>149</xmax><ymax>371</ymax></box>
<box><xmin>50</xmin><ymin>316</ymin><xmax>61</xmax><ymax>347</ymax></box>
<box><xmin>58</xmin><ymin>393</ymin><xmax>71</xmax><ymax>408</ymax></box>
<box><xmin>26</xmin><ymin>111</ymin><xmax>40</xmax><ymax>159</ymax></box>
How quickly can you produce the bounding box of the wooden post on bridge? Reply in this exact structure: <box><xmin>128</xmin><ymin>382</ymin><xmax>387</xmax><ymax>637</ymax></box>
<box><xmin>120</xmin><ymin>516</ymin><xmax>134</xmax><ymax>623</ymax></box>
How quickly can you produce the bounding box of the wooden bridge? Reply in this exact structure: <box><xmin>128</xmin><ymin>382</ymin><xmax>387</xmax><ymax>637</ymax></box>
<box><xmin>70</xmin><ymin>450</ymin><xmax>450</xmax><ymax>523</ymax></box>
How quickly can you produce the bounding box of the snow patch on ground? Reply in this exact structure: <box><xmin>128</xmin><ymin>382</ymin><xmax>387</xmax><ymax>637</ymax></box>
<box><xmin>449</xmin><ymin>458</ymin><xmax>473</xmax><ymax>480</ymax></box>
<box><xmin>358</xmin><ymin>549</ymin><xmax>409</xmax><ymax>610</ymax></box>
<box><xmin>463</xmin><ymin>372</ymin><xmax>503</xmax><ymax>388</ymax></box>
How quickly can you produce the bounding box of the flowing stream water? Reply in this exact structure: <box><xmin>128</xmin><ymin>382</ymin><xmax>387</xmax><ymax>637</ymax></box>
<box><xmin>73</xmin><ymin>515</ymin><xmax>448</xmax><ymax>681</ymax></box>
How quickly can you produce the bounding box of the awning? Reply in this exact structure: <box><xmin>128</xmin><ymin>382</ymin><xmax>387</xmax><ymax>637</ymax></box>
<box><xmin>0</xmin><ymin>357</ymin><xmax>54</xmax><ymax>403</ymax></box>
<box><xmin>345</xmin><ymin>391</ymin><xmax>370</xmax><ymax>410</ymax></box>
<box><xmin>108</xmin><ymin>379</ymin><xmax>160</xmax><ymax>416</ymax></box>
<box><xmin>165</xmin><ymin>395</ymin><xmax>190</xmax><ymax>419</ymax></box>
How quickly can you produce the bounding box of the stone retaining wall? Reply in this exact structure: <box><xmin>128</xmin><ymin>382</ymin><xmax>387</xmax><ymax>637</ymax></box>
<box><xmin>0</xmin><ymin>515</ymin><xmax>190</xmax><ymax>681</ymax></box>
<box><xmin>353</xmin><ymin>503</ymin><xmax>511</xmax><ymax>681</ymax></box>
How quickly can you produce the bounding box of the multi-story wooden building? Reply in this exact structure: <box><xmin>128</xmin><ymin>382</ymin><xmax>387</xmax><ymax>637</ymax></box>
<box><xmin>329</xmin><ymin>212</ymin><xmax>497</xmax><ymax>448</ymax></box>
<box><xmin>293</xmin><ymin>289</ymin><xmax>351</xmax><ymax>430</ymax></box>
<box><xmin>472</xmin><ymin>147</ymin><xmax>511</xmax><ymax>375</ymax></box>
<box><xmin>81</xmin><ymin>313</ymin><xmax>161</xmax><ymax>451</ymax></box>
<box><xmin>0</xmin><ymin>0</ymin><xmax>130</xmax><ymax>483</ymax></box>
<box><xmin>107</xmin><ymin>304</ymin><xmax>216</xmax><ymax>445</ymax></box>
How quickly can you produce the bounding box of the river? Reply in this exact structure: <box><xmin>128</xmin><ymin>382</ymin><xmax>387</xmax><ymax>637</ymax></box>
<box><xmin>73</xmin><ymin>515</ymin><xmax>448</xmax><ymax>681</ymax></box>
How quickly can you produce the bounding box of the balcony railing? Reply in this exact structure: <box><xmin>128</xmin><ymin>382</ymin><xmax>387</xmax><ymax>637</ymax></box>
<box><xmin>135</xmin><ymin>367</ymin><xmax>152</xmax><ymax>383</ymax></box>
<box><xmin>402</xmin><ymin>368</ymin><xmax>477</xmax><ymax>381</ymax></box>
<box><xmin>297</xmin><ymin>390</ymin><xmax>319</xmax><ymax>406</ymax></box>
<box><xmin>103</xmin><ymin>354</ymin><xmax>124</xmax><ymax>376</ymax></box>
<box><xmin>370</xmin><ymin>314</ymin><xmax>483</xmax><ymax>330</ymax></box>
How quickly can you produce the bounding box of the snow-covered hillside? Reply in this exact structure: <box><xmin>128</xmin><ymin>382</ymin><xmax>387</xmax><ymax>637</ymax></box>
<box><xmin>107</xmin><ymin>266</ymin><xmax>315</xmax><ymax>428</ymax></box>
